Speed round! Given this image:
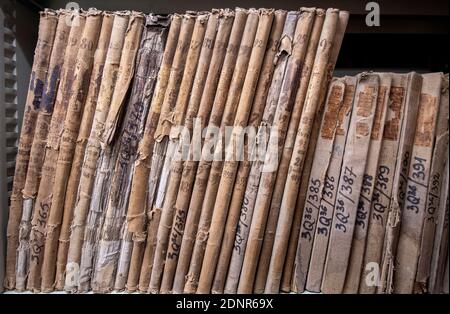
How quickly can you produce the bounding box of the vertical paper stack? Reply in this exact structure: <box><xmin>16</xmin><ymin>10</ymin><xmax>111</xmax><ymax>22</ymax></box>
<box><xmin>4</xmin><ymin>6</ymin><xmax>448</xmax><ymax>294</ymax></box>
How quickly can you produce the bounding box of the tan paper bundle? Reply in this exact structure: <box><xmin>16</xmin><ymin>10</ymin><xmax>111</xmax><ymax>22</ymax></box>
<box><xmin>15</xmin><ymin>10</ymin><xmax>65</xmax><ymax>291</ymax></box>
<box><xmin>157</xmin><ymin>10</ymin><xmax>222</xmax><ymax>293</ymax></box>
<box><xmin>196</xmin><ymin>9</ymin><xmax>275</xmax><ymax>294</ymax></box>
<box><xmin>125</xmin><ymin>14</ymin><xmax>182</xmax><ymax>235</ymax></box>
<box><xmin>139</xmin><ymin>17</ymin><xmax>197</xmax><ymax>285</ymax></box>
<box><xmin>222</xmin><ymin>11</ymin><xmax>299</xmax><ymax>294</ymax></box>
<box><xmin>141</xmin><ymin>16</ymin><xmax>197</xmax><ymax>273</ymax></box>
<box><xmin>236</xmin><ymin>8</ymin><xmax>316</xmax><ymax>294</ymax></box>
<box><xmin>78</xmin><ymin>12</ymin><xmax>142</xmax><ymax>292</ymax></box>
<box><xmin>148</xmin><ymin>12</ymin><xmax>209</xmax><ymax>294</ymax></box>
<box><xmin>64</xmin><ymin>11</ymin><xmax>130</xmax><ymax>292</ymax></box>
<box><xmin>4</xmin><ymin>10</ymin><xmax>59</xmax><ymax>290</ymax></box>
<box><xmin>415</xmin><ymin>74</ymin><xmax>448</xmax><ymax>291</ymax></box>
<box><xmin>211</xmin><ymin>10</ymin><xmax>287</xmax><ymax>294</ymax></box>
<box><xmin>40</xmin><ymin>9</ymin><xmax>103</xmax><ymax>291</ymax></box>
<box><xmin>180</xmin><ymin>9</ymin><xmax>256</xmax><ymax>293</ymax></box>
<box><xmin>5</xmin><ymin>9</ymin><xmax>58</xmax><ymax>290</ymax></box>
<box><xmin>293</xmin><ymin>77</ymin><xmax>346</xmax><ymax>293</ymax></box>
<box><xmin>170</xmin><ymin>9</ymin><xmax>240</xmax><ymax>294</ymax></box>
<box><xmin>18</xmin><ymin>10</ymin><xmax>70</xmax><ymax>233</ymax></box>
<box><xmin>264</xmin><ymin>9</ymin><xmax>348</xmax><ymax>294</ymax></box>
<box><xmin>142</xmin><ymin>12</ymin><xmax>198</xmax><ymax>293</ymax></box>
<box><xmin>305</xmin><ymin>77</ymin><xmax>356</xmax><ymax>292</ymax></box>
<box><xmin>281</xmin><ymin>91</ymin><xmax>325</xmax><ymax>292</ymax></box>
<box><xmin>88</xmin><ymin>12</ymin><xmax>144</xmax><ymax>292</ymax></box>
<box><xmin>124</xmin><ymin>14</ymin><xmax>182</xmax><ymax>292</ymax></box>
<box><xmin>359</xmin><ymin>73</ymin><xmax>419</xmax><ymax>293</ymax></box>
<box><xmin>377</xmin><ymin>73</ymin><xmax>423</xmax><ymax>294</ymax></box>
<box><xmin>262</xmin><ymin>8</ymin><xmax>340</xmax><ymax>294</ymax></box>
<box><xmin>97</xmin><ymin>14</ymin><xmax>170</xmax><ymax>292</ymax></box>
<box><xmin>415</xmin><ymin>75</ymin><xmax>448</xmax><ymax>292</ymax></box>
<box><xmin>394</xmin><ymin>73</ymin><xmax>442</xmax><ymax>293</ymax></box>
<box><xmin>119</xmin><ymin>14</ymin><xmax>172</xmax><ymax>292</ymax></box>
<box><xmin>343</xmin><ymin>73</ymin><xmax>392</xmax><ymax>293</ymax></box>
<box><xmin>256</xmin><ymin>9</ymin><xmax>325</xmax><ymax>293</ymax></box>
<box><xmin>321</xmin><ymin>73</ymin><xmax>380</xmax><ymax>294</ymax></box>
<box><xmin>282</xmin><ymin>10</ymin><xmax>349</xmax><ymax>292</ymax></box>
<box><xmin>105</xmin><ymin>13</ymin><xmax>166</xmax><ymax>292</ymax></box>
<box><xmin>54</xmin><ymin>11</ymin><xmax>114</xmax><ymax>290</ymax></box>
<box><xmin>131</xmin><ymin>14</ymin><xmax>198</xmax><ymax>292</ymax></box>
<box><xmin>73</xmin><ymin>13</ymin><xmax>133</xmax><ymax>292</ymax></box>
<box><xmin>176</xmin><ymin>9</ymin><xmax>249</xmax><ymax>294</ymax></box>
<box><xmin>185</xmin><ymin>9</ymin><xmax>266</xmax><ymax>293</ymax></box>
<box><xmin>429</xmin><ymin>154</ymin><xmax>449</xmax><ymax>293</ymax></box>
<box><xmin>26</xmin><ymin>11</ymin><xmax>86</xmax><ymax>291</ymax></box>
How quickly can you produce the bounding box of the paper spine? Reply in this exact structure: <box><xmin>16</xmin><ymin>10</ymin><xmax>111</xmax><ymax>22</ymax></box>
<box><xmin>393</xmin><ymin>73</ymin><xmax>442</xmax><ymax>293</ymax></box>
<box><xmin>64</xmin><ymin>11</ymin><xmax>131</xmax><ymax>292</ymax></box>
<box><xmin>54</xmin><ymin>11</ymin><xmax>114</xmax><ymax>291</ymax></box>
<box><xmin>26</xmin><ymin>12</ymin><xmax>86</xmax><ymax>291</ymax></box>
<box><xmin>148</xmin><ymin>12</ymin><xmax>209</xmax><ymax>294</ymax></box>
<box><xmin>343</xmin><ymin>73</ymin><xmax>392</xmax><ymax>293</ymax></box>
<box><xmin>211</xmin><ymin>9</ymin><xmax>287</xmax><ymax>294</ymax></box>
<box><xmin>41</xmin><ymin>9</ymin><xmax>103</xmax><ymax>291</ymax></box>
<box><xmin>5</xmin><ymin>9</ymin><xmax>58</xmax><ymax>290</ymax></box>
<box><xmin>170</xmin><ymin>9</ymin><xmax>237</xmax><ymax>294</ymax></box>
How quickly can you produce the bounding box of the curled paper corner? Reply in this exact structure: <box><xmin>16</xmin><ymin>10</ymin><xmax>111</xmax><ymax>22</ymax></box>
<box><xmin>132</xmin><ymin>231</ymin><xmax>147</xmax><ymax>243</ymax></box>
<box><xmin>135</xmin><ymin>151</ymin><xmax>151</xmax><ymax>166</ymax></box>
<box><xmin>325</xmin><ymin>7</ymin><xmax>340</xmax><ymax>14</ymax></box>
<box><xmin>259</xmin><ymin>8</ymin><xmax>276</xmax><ymax>16</ymax></box>
<box><xmin>45</xmin><ymin>223</ymin><xmax>58</xmax><ymax>236</ymax></box>
<box><xmin>146</xmin><ymin>13</ymin><xmax>172</xmax><ymax>27</ymax></box>
<box><xmin>41</xmin><ymin>8</ymin><xmax>58</xmax><ymax>17</ymax></box>
<box><xmin>75</xmin><ymin>137</ymin><xmax>89</xmax><ymax>145</ymax></box>
<box><xmin>315</xmin><ymin>8</ymin><xmax>326</xmax><ymax>16</ymax></box>
<box><xmin>114</xmin><ymin>10</ymin><xmax>132</xmax><ymax>17</ymax></box>
<box><xmin>274</xmin><ymin>33</ymin><xmax>293</xmax><ymax>65</ymax></box>
<box><xmin>210</xmin><ymin>8</ymin><xmax>221</xmax><ymax>16</ymax></box>
<box><xmin>148</xmin><ymin>207</ymin><xmax>161</xmax><ymax>221</ymax></box>
<box><xmin>86</xmin><ymin>8</ymin><xmax>102</xmax><ymax>16</ymax></box>
<box><xmin>299</xmin><ymin>7</ymin><xmax>317</xmax><ymax>14</ymax></box>
<box><xmin>220</xmin><ymin>8</ymin><xmax>235</xmax><ymax>19</ymax></box>
<box><xmin>234</xmin><ymin>7</ymin><xmax>249</xmax><ymax>15</ymax></box>
<box><xmin>185</xmin><ymin>272</ymin><xmax>199</xmax><ymax>287</ymax></box>
<box><xmin>127</xmin><ymin>213</ymin><xmax>145</xmax><ymax>233</ymax></box>
<box><xmin>154</xmin><ymin>111</ymin><xmax>176</xmax><ymax>142</ymax></box>
<box><xmin>198</xmin><ymin>12</ymin><xmax>210</xmax><ymax>24</ymax></box>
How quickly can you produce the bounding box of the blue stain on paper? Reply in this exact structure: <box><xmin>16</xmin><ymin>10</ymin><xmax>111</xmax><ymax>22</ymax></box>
<box><xmin>41</xmin><ymin>64</ymin><xmax>61</xmax><ymax>112</ymax></box>
<box><xmin>32</xmin><ymin>77</ymin><xmax>45</xmax><ymax>110</ymax></box>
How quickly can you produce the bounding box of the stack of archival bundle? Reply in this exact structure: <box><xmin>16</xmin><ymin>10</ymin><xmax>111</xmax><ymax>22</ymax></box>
<box><xmin>292</xmin><ymin>72</ymin><xmax>449</xmax><ymax>295</ymax></box>
<box><xmin>3</xmin><ymin>6</ymin><xmax>448</xmax><ymax>295</ymax></box>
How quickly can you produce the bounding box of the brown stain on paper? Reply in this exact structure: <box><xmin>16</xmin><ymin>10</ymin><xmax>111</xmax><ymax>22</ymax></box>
<box><xmin>383</xmin><ymin>86</ymin><xmax>405</xmax><ymax>141</ymax></box>
<box><xmin>321</xmin><ymin>84</ymin><xmax>344</xmax><ymax>139</ymax></box>
<box><xmin>414</xmin><ymin>93</ymin><xmax>438</xmax><ymax>147</ymax></box>
<box><xmin>336</xmin><ymin>84</ymin><xmax>355</xmax><ymax>136</ymax></box>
